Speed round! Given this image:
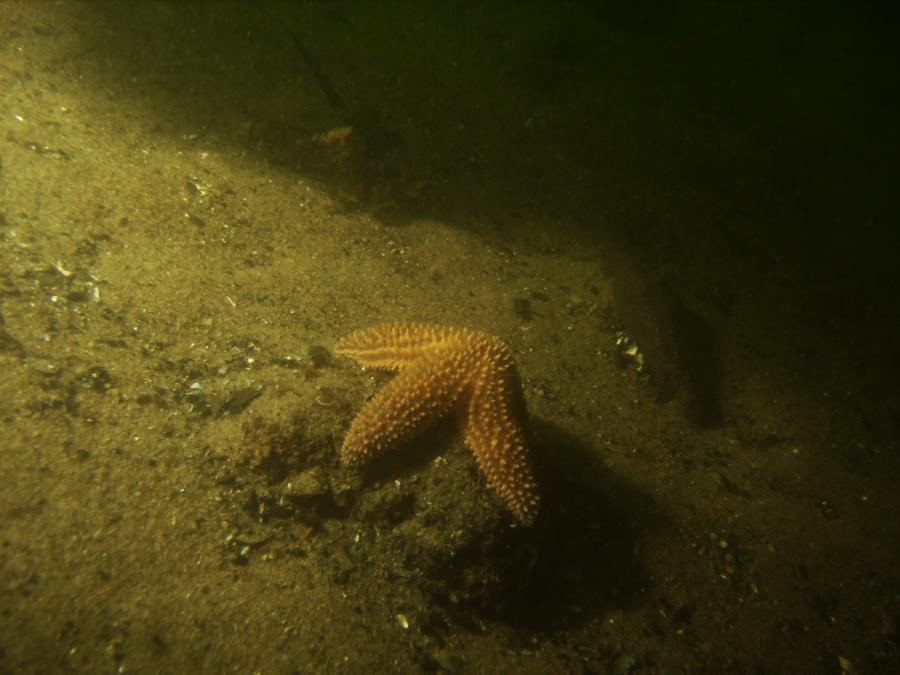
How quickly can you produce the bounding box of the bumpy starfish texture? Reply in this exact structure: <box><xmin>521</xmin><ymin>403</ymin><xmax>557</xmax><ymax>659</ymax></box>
<box><xmin>336</xmin><ymin>322</ymin><xmax>539</xmax><ymax>524</ymax></box>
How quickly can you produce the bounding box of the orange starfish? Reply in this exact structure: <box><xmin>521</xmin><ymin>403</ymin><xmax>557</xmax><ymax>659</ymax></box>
<box><xmin>336</xmin><ymin>322</ymin><xmax>539</xmax><ymax>524</ymax></box>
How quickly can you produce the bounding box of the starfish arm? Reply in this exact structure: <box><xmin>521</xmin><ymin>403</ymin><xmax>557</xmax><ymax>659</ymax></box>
<box><xmin>335</xmin><ymin>322</ymin><xmax>470</xmax><ymax>371</ymax></box>
<box><xmin>463</xmin><ymin>368</ymin><xmax>540</xmax><ymax>525</ymax></box>
<box><xmin>340</xmin><ymin>353</ymin><xmax>469</xmax><ymax>465</ymax></box>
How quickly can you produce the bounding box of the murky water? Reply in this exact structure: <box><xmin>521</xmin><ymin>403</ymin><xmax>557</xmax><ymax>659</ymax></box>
<box><xmin>1</xmin><ymin>2</ymin><xmax>898</xmax><ymax>673</ymax></box>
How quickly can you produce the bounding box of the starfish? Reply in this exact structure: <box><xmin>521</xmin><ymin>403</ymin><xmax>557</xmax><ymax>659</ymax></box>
<box><xmin>335</xmin><ymin>322</ymin><xmax>539</xmax><ymax>524</ymax></box>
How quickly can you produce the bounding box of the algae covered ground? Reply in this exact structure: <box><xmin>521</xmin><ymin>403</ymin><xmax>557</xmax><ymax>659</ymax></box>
<box><xmin>1</xmin><ymin>2</ymin><xmax>898</xmax><ymax>673</ymax></box>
